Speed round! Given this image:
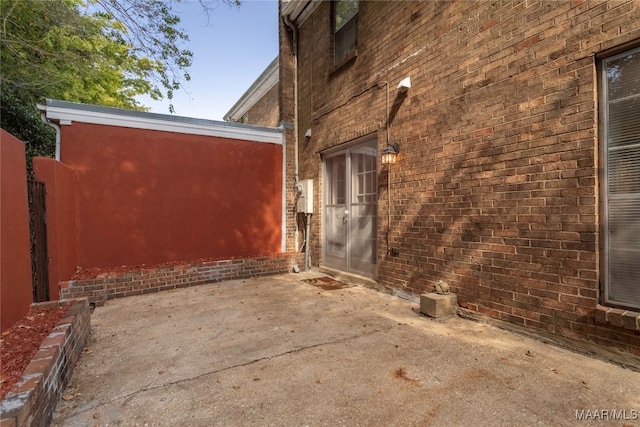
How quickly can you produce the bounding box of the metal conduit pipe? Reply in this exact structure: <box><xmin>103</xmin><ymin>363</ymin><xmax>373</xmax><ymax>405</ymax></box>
<box><xmin>283</xmin><ymin>13</ymin><xmax>301</xmax><ymax>253</ymax></box>
<box><xmin>376</xmin><ymin>81</ymin><xmax>393</xmax><ymax>254</ymax></box>
<box><xmin>305</xmin><ymin>213</ymin><xmax>312</xmax><ymax>271</ymax></box>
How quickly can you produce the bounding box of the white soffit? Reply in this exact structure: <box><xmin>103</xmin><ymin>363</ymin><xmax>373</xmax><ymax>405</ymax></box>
<box><xmin>39</xmin><ymin>99</ymin><xmax>284</xmax><ymax>145</ymax></box>
<box><xmin>282</xmin><ymin>0</ymin><xmax>321</xmax><ymax>25</ymax></box>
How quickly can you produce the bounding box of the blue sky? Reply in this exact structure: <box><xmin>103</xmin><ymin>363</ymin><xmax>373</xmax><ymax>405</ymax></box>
<box><xmin>136</xmin><ymin>0</ymin><xmax>279</xmax><ymax>121</ymax></box>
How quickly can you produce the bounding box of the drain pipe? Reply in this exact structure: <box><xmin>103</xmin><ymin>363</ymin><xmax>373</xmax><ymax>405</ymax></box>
<box><xmin>283</xmin><ymin>14</ymin><xmax>299</xmax><ymax>185</ymax></box>
<box><xmin>283</xmin><ymin>13</ymin><xmax>301</xmax><ymax>253</ymax></box>
<box><xmin>305</xmin><ymin>213</ymin><xmax>312</xmax><ymax>270</ymax></box>
<box><xmin>38</xmin><ymin>108</ymin><xmax>61</xmax><ymax>161</ymax></box>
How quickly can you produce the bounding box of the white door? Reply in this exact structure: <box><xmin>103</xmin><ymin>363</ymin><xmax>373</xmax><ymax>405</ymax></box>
<box><xmin>323</xmin><ymin>140</ymin><xmax>377</xmax><ymax>278</ymax></box>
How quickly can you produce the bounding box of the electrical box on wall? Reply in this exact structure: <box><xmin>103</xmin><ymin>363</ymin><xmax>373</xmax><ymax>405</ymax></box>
<box><xmin>295</xmin><ymin>179</ymin><xmax>313</xmax><ymax>214</ymax></box>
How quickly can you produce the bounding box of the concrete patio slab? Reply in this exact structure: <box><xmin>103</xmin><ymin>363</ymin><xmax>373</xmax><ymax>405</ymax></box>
<box><xmin>53</xmin><ymin>272</ymin><xmax>640</xmax><ymax>426</ymax></box>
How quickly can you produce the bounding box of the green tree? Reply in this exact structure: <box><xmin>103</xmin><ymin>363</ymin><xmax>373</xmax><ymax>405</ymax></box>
<box><xmin>1</xmin><ymin>0</ymin><xmax>159</xmax><ymax>107</ymax></box>
<box><xmin>0</xmin><ymin>88</ymin><xmax>55</xmax><ymax>165</ymax></box>
<box><xmin>0</xmin><ymin>0</ymin><xmax>239</xmax><ymax>161</ymax></box>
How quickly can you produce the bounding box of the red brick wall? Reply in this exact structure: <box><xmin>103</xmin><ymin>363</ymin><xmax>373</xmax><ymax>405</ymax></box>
<box><xmin>58</xmin><ymin>122</ymin><xmax>283</xmax><ymax>269</ymax></box>
<box><xmin>59</xmin><ymin>253</ymin><xmax>304</xmax><ymax>306</ymax></box>
<box><xmin>281</xmin><ymin>1</ymin><xmax>640</xmax><ymax>354</ymax></box>
<box><xmin>32</xmin><ymin>157</ymin><xmax>77</xmax><ymax>290</ymax></box>
<box><xmin>0</xmin><ymin>130</ymin><xmax>33</xmax><ymax>332</ymax></box>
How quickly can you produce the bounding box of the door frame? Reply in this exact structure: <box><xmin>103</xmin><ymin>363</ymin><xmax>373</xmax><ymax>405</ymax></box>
<box><xmin>321</xmin><ymin>135</ymin><xmax>378</xmax><ymax>279</ymax></box>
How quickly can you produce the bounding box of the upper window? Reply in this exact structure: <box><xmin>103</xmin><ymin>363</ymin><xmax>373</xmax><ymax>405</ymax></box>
<box><xmin>601</xmin><ymin>46</ymin><xmax>640</xmax><ymax>310</ymax></box>
<box><xmin>333</xmin><ymin>0</ymin><xmax>358</xmax><ymax>65</ymax></box>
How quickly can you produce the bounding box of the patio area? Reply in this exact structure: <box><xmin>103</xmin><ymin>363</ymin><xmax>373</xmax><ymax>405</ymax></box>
<box><xmin>53</xmin><ymin>272</ymin><xmax>640</xmax><ymax>426</ymax></box>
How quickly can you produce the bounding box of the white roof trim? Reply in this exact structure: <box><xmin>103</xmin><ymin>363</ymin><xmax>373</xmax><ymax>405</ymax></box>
<box><xmin>282</xmin><ymin>0</ymin><xmax>321</xmax><ymax>25</ymax></box>
<box><xmin>38</xmin><ymin>99</ymin><xmax>284</xmax><ymax>145</ymax></box>
<box><xmin>224</xmin><ymin>57</ymin><xmax>279</xmax><ymax>123</ymax></box>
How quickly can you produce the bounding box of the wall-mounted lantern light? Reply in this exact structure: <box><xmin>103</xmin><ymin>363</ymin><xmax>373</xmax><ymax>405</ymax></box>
<box><xmin>381</xmin><ymin>143</ymin><xmax>400</xmax><ymax>165</ymax></box>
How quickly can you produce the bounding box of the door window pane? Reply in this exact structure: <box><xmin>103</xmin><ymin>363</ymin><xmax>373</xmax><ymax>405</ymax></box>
<box><xmin>326</xmin><ymin>155</ymin><xmax>346</xmax><ymax>205</ymax></box>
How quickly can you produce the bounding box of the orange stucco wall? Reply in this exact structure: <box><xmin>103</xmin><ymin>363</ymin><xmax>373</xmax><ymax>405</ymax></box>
<box><xmin>59</xmin><ymin>123</ymin><xmax>283</xmax><ymax>269</ymax></box>
<box><xmin>33</xmin><ymin>157</ymin><xmax>77</xmax><ymax>290</ymax></box>
<box><xmin>1</xmin><ymin>130</ymin><xmax>33</xmax><ymax>331</ymax></box>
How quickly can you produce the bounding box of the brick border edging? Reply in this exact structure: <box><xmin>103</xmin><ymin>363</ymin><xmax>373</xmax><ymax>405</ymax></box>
<box><xmin>59</xmin><ymin>253</ymin><xmax>305</xmax><ymax>306</ymax></box>
<box><xmin>0</xmin><ymin>298</ymin><xmax>91</xmax><ymax>427</ymax></box>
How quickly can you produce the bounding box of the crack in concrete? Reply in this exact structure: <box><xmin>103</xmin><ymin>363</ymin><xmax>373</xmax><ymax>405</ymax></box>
<box><xmin>55</xmin><ymin>326</ymin><xmax>393</xmax><ymax>421</ymax></box>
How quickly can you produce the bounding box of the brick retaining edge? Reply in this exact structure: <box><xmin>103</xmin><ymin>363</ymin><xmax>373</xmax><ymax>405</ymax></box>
<box><xmin>0</xmin><ymin>298</ymin><xmax>91</xmax><ymax>427</ymax></box>
<box><xmin>59</xmin><ymin>253</ymin><xmax>305</xmax><ymax>306</ymax></box>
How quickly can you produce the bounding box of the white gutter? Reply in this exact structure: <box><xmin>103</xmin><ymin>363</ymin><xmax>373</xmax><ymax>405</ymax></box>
<box><xmin>38</xmin><ymin>108</ymin><xmax>62</xmax><ymax>161</ymax></box>
<box><xmin>282</xmin><ymin>0</ymin><xmax>319</xmax><ymax>25</ymax></box>
<box><xmin>38</xmin><ymin>99</ymin><xmax>284</xmax><ymax>145</ymax></box>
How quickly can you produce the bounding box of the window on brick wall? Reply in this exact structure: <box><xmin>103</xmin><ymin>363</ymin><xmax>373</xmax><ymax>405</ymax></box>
<box><xmin>333</xmin><ymin>0</ymin><xmax>358</xmax><ymax>65</ymax></box>
<box><xmin>601</xmin><ymin>46</ymin><xmax>640</xmax><ymax>310</ymax></box>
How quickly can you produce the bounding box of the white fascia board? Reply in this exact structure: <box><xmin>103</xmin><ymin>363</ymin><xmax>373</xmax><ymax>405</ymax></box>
<box><xmin>40</xmin><ymin>99</ymin><xmax>284</xmax><ymax>145</ymax></box>
<box><xmin>282</xmin><ymin>0</ymin><xmax>320</xmax><ymax>25</ymax></box>
<box><xmin>224</xmin><ymin>57</ymin><xmax>279</xmax><ymax>122</ymax></box>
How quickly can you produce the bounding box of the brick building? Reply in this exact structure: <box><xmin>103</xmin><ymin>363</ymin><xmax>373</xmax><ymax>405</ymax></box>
<box><xmin>275</xmin><ymin>0</ymin><xmax>640</xmax><ymax>358</ymax></box>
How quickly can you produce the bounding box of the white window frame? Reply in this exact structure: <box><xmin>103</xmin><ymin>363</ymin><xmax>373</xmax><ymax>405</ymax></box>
<box><xmin>333</xmin><ymin>0</ymin><xmax>358</xmax><ymax>65</ymax></box>
<box><xmin>601</xmin><ymin>45</ymin><xmax>640</xmax><ymax>311</ymax></box>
